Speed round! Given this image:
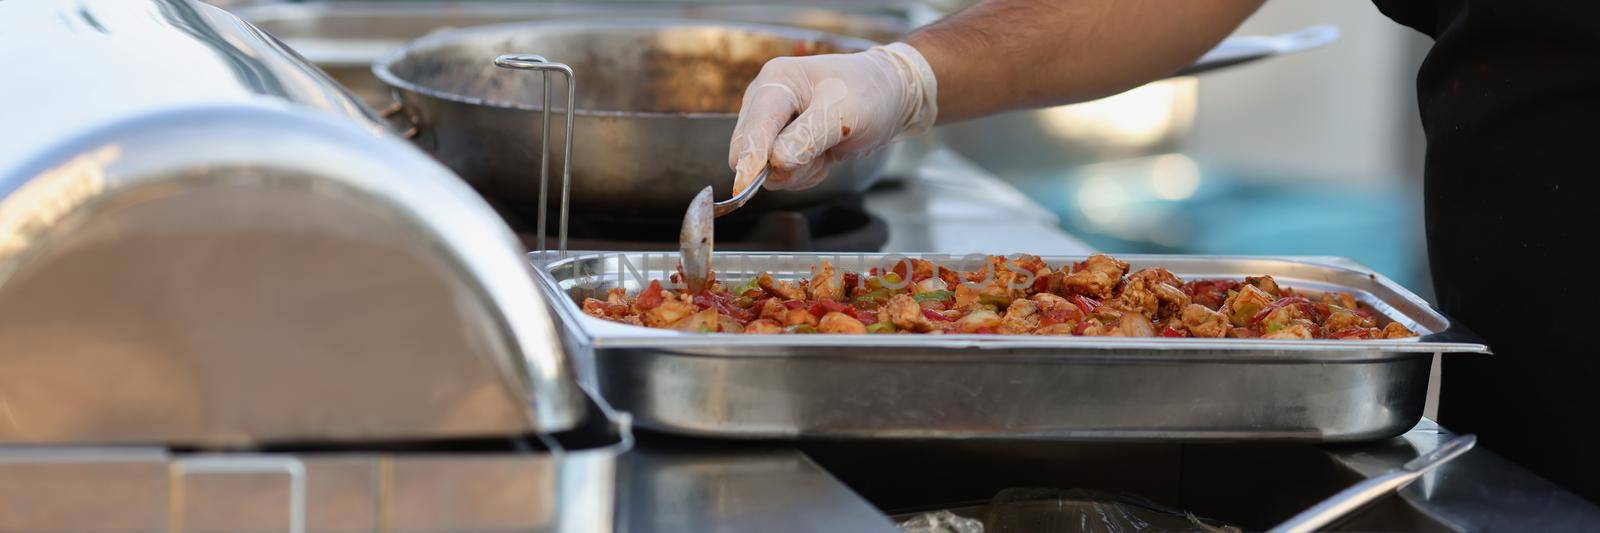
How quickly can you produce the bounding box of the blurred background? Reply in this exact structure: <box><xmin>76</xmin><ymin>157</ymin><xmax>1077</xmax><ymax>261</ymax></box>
<box><xmin>936</xmin><ymin>0</ymin><xmax>1437</xmax><ymax>299</ymax></box>
<box><xmin>223</xmin><ymin>0</ymin><xmax>1437</xmax><ymax>297</ymax></box>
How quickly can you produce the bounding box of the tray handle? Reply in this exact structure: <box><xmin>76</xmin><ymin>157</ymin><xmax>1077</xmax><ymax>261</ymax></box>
<box><xmin>495</xmin><ymin>54</ymin><xmax>575</xmax><ymax>264</ymax></box>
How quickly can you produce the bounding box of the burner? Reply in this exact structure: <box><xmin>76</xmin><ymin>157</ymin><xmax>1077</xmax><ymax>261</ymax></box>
<box><xmin>501</xmin><ymin>195</ymin><xmax>888</xmax><ymax>252</ymax></box>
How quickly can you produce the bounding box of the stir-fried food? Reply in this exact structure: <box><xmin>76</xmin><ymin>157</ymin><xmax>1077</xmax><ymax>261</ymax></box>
<box><xmin>579</xmin><ymin>254</ymin><xmax>1418</xmax><ymax>339</ymax></box>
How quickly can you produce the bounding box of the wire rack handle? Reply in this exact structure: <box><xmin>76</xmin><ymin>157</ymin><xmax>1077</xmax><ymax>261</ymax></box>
<box><xmin>493</xmin><ymin>54</ymin><xmax>575</xmax><ymax>263</ymax></box>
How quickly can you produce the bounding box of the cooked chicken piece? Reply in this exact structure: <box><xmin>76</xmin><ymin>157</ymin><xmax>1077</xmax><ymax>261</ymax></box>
<box><xmin>1151</xmin><ymin>282</ymin><xmax>1190</xmax><ymax>320</ymax></box>
<box><xmin>779</xmin><ymin>307</ymin><xmax>819</xmax><ymax>328</ymax></box>
<box><xmin>1318</xmin><ymin>291</ymin><xmax>1360</xmax><ymax>310</ymax></box>
<box><xmin>1222</xmin><ymin>284</ymin><xmax>1275</xmax><ymax>327</ymax></box>
<box><xmin>808</xmin><ymin>261</ymin><xmax>846</xmax><ymax>301</ymax></box>
<box><xmin>1009</xmin><ymin>254</ymin><xmax>1050</xmax><ymax>274</ymax></box>
<box><xmin>1181</xmin><ymin>304</ymin><xmax>1230</xmax><ymax>338</ymax></box>
<box><xmin>581</xmin><ymin>298</ymin><xmax>610</xmax><ymax>319</ymax></box>
<box><xmin>1063</xmin><ymin>269</ymin><xmax>1118</xmax><ymax>299</ymax></box>
<box><xmin>717</xmin><ymin>315</ymin><xmax>745</xmax><ymax>333</ymax></box>
<box><xmin>953</xmin><ymin>279</ymin><xmax>1011</xmax><ymax>311</ymax></box>
<box><xmin>1257</xmin><ymin>303</ymin><xmax>1306</xmax><ymax>332</ymax></box>
<box><xmin>1030</xmin><ymin>292</ymin><xmax>1084</xmax><ymax>328</ymax></box>
<box><xmin>757</xmin><ymin>272</ymin><xmax>806</xmax><ymax>300</ymax></box>
<box><xmin>1245</xmin><ymin>275</ymin><xmax>1280</xmax><ymax>296</ymax></box>
<box><xmin>1324</xmin><ymin>307</ymin><xmax>1376</xmax><ymax>332</ymax></box>
<box><xmin>642</xmin><ymin>297</ymin><xmax>697</xmax><ymax>328</ymax></box>
<box><xmin>742</xmin><ymin>319</ymin><xmax>783</xmax><ymax>334</ymax></box>
<box><xmin>1075</xmin><ymin>318</ymin><xmax>1112</xmax><ymax>336</ymax></box>
<box><xmin>1228</xmin><ymin>327</ymin><xmax>1259</xmax><ymax>338</ymax></box>
<box><xmin>1034</xmin><ymin>323</ymin><xmax>1078</xmax><ymax>335</ymax></box>
<box><xmin>998</xmin><ymin>299</ymin><xmax>1040</xmax><ymax>334</ymax></box>
<box><xmin>606</xmin><ymin>287</ymin><xmax>630</xmax><ymax>305</ymax></box>
<box><xmin>953</xmin><ymin>283</ymin><xmax>982</xmax><ymax>312</ymax></box>
<box><xmin>1262</xmin><ymin>322</ymin><xmax>1314</xmax><ymax>339</ymax></box>
<box><xmin>1116</xmin><ymin>313</ymin><xmax>1157</xmax><ymax>337</ymax></box>
<box><xmin>955</xmin><ymin>309</ymin><xmax>1003</xmax><ymax>333</ymax></box>
<box><xmin>886</xmin><ymin>258</ymin><xmax>937</xmax><ymax>282</ymax></box>
<box><xmin>1082</xmin><ymin>254</ymin><xmax>1131</xmax><ymax>277</ymax></box>
<box><xmin>668</xmin><ymin>308</ymin><xmax>720</xmax><ymax>332</ymax></box>
<box><xmin>757</xmin><ymin>298</ymin><xmax>788</xmax><ymax>321</ymax></box>
<box><xmin>1128</xmin><ymin>268</ymin><xmax>1183</xmax><ymax>288</ymax></box>
<box><xmin>1380</xmin><ymin>321</ymin><xmax>1417</xmax><ymax>338</ymax></box>
<box><xmin>1114</xmin><ymin>274</ymin><xmax>1190</xmax><ymax>321</ymax></box>
<box><xmin>886</xmin><ymin>293</ymin><xmax>936</xmax><ymax>332</ymax></box>
<box><xmin>913</xmin><ymin>276</ymin><xmax>950</xmax><ymax>295</ymax></box>
<box><xmin>1113</xmin><ymin>277</ymin><xmax>1160</xmax><ymax>318</ymax></box>
<box><xmin>818</xmin><ymin>312</ymin><xmax>868</xmax><ymax>334</ymax></box>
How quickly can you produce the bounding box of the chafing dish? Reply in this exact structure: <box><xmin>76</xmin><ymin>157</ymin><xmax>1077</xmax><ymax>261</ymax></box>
<box><xmin>0</xmin><ymin>0</ymin><xmax>585</xmax><ymax>446</ymax></box>
<box><xmin>539</xmin><ymin>252</ymin><xmax>1488</xmax><ymax>441</ymax></box>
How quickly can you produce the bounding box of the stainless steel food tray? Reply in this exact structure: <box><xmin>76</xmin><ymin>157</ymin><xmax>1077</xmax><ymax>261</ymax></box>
<box><xmin>536</xmin><ymin>252</ymin><xmax>1489</xmax><ymax>442</ymax></box>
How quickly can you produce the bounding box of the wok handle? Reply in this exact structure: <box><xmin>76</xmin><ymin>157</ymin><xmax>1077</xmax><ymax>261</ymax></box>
<box><xmin>377</xmin><ymin>102</ymin><xmax>419</xmax><ymax>139</ymax></box>
<box><xmin>494</xmin><ymin>54</ymin><xmax>575</xmax><ymax>263</ymax></box>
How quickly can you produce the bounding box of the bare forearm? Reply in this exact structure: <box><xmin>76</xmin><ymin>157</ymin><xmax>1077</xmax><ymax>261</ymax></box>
<box><xmin>907</xmin><ymin>0</ymin><xmax>1263</xmax><ymax>122</ymax></box>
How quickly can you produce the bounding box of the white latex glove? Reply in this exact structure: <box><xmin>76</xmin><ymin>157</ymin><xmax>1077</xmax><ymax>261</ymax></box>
<box><xmin>728</xmin><ymin>42</ymin><xmax>938</xmax><ymax>193</ymax></box>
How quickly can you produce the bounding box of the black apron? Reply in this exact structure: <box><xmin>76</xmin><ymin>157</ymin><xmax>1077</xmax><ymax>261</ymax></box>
<box><xmin>1372</xmin><ymin>0</ymin><xmax>1600</xmax><ymax>502</ymax></box>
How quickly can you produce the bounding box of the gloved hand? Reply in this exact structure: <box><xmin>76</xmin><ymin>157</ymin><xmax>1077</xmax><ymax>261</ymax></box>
<box><xmin>728</xmin><ymin>42</ymin><xmax>939</xmax><ymax>193</ymax></box>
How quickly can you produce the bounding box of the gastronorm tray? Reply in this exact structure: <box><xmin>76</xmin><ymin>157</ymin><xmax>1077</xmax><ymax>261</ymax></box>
<box><xmin>535</xmin><ymin>252</ymin><xmax>1489</xmax><ymax>442</ymax></box>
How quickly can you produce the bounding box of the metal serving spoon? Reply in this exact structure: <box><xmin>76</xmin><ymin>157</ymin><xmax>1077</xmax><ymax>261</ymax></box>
<box><xmin>680</xmin><ymin>168</ymin><xmax>770</xmax><ymax>293</ymax></box>
<box><xmin>1270</xmin><ymin>434</ymin><xmax>1477</xmax><ymax>533</ymax></box>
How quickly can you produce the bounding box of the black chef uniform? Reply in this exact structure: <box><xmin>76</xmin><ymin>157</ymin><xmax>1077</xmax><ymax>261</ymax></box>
<box><xmin>1372</xmin><ymin>0</ymin><xmax>1600</xmax><ymax>502</ymax></box>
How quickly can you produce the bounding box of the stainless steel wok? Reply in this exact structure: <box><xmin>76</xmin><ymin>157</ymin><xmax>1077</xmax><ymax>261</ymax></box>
<box><xmin>374</xmin><ymin>19</ymin><xmax>890</xmax><ymax>220</ymax></box>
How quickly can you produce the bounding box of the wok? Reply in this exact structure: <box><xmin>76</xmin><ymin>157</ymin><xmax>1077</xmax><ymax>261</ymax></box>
<box><xmin>374</xmin><ymin>19</ymin><xmax>889</xmax><ymax>220</ymax></box>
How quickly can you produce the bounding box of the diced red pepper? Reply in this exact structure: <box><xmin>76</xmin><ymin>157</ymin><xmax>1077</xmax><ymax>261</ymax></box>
<box><xmin>1353</xmin><ymin>307</ymin><xmax>1379</xmax><ymax>321</ymax></box>
<box><xmin>1073</xmin><ymin>320</ymin><xmax>1093</xmax><ymax>335</ymax></box>
<box><xmin>1032</xmin><ymin>272</ymin><xmax>1054</xmax><ymax>293</ymax></box>
<box><xmin>1039</xmin><ymin>307</ymin><xmax>1079</xmax><ymax>327</ymax></box>
<box><xmin>856</xmin><ymin>310</ymin><xmax>878</xmax><ymax>325</ymax></box>
<box><xmin>1250</xmin><ymin>296</ymin><xmax>1313</xmax><ymax>324</ymax></box>
<box><xmin>1071</xmin><ymin>260</ymin><xmax>1088</xmax><ymax>273</ymax></box>
<box><xmin>1072</xmin><ymin>295</ymin><xmax>1100</xmax><ymax>314</ymax></box>
<box><xmin>693</xmin><ymin>292</ymin><xmax>752</xmax><ymax>322</ymax></box>
<box><xmin>808</xmin><ymin>299</ymin><xmax>855</xmax><ymax>318</ymax></box>
<box><xmin>1160</xmin><ymin>326</ymin><xmax>1188</xmax><ymax>338</ymax></box>
<box><xmin>842</xmin><ymin>272</ymin><xmax>861</xmax><ymax>291</ymax></box>
<box><xmin>922</xmin><ymin>309</ymin><xmax>952</xmax><ymax>322</ymax></box>
<box><xmin>636</xmin><ymin>280</ymin><xmax>664</xmax><ymax>310</ymax></box>
<box><xmin>782</xmin><ymin>299</ymin><xmax>807</xmax><ymax>310</ymax></box>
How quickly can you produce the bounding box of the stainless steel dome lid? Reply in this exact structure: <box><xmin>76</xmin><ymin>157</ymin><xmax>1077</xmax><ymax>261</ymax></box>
<box><xmin>0</xmin><ymin>0</ymin><xmax>587</xmax><ymax>445</ymax></box>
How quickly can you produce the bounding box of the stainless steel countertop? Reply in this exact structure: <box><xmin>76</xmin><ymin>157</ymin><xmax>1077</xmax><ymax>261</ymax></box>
<box><xmin>615</xmin><ymin>420</ymin><xmax>1600</xmax><ymax>532</ymax></box>
<box><xmin>617</xmin><ymin>442</ymin><xmax>897</xmax><ymax>533</ymax></box>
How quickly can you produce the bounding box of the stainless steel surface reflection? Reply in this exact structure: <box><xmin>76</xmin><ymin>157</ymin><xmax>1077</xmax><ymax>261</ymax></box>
<box><xmin>620</xmin><ymin>442</ymin><xmax>895</xmax><ymax>533</ymax></box>
<box><xmin>0</xmin><ymin>0</ymin><xmax>585</xmax><ymax>444</ymax></box>
<box><xmin>540</xmin><ymin>252</ymin><xmax>1486</xmax><ymax>441</ymax></box>
<box><xmin>0</xmin><ymin>439</ymin><xmax>623</xmax><ymax>532</ymax></box>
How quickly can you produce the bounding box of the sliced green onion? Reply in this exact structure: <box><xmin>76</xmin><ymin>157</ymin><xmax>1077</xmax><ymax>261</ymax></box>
<box><xmin>978</xmin><ymin>294</ymin><xmax>1011</xmax><ymax>307</ymax></box>
<box><xmin>732</xmin><ymin>275</ymin><xmax>762</xmax><ymax>297</ymax></box>
<box><xmin>852</xmin><ymin>288</ymin><xmax>892</xmax><ymax>304</ymax></box>
<box><xmin>914</xmin><ymin>290</ymin><xmax>955</xmax><ymax>302</ymax></box>
<box><xmin>866</xmin><ymin>321</ymin><xmax>896</xmax><ymax>334</ymax></box>
<box><xmin>785</xmin><ymin>324</ymin><xmax>817</xmax><ymax>334</ymax></box>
